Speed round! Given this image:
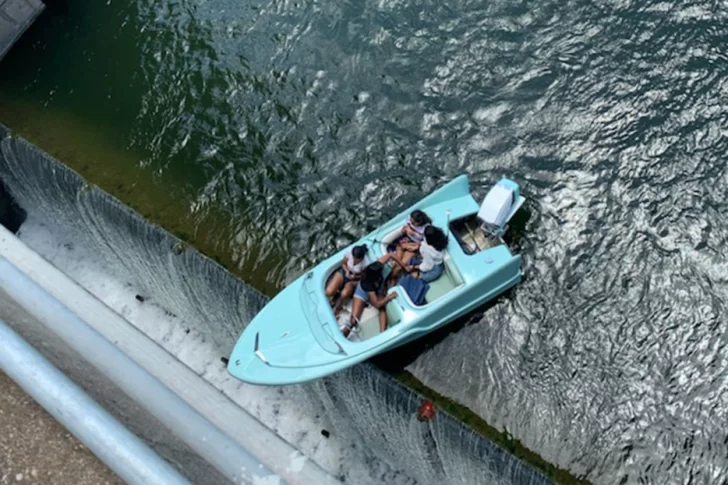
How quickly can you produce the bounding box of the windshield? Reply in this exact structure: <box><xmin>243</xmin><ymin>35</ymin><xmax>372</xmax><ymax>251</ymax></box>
<box><xmin>300</xmin><ymin>271</ymin><xmax>346</xmax><ymax>355</ymax></box>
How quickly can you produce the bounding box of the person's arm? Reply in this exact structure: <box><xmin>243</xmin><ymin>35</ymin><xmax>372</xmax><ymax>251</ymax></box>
<box><xmin>341</xmin><ymin>255</ymin><xmax>353</xmax><ymax>278</ymax></box>
<box><xmin>408</xmin><ymin>250</ymin><xmax>430</xmax><ymax>273</ymax></box>
<box><xmin>402</xmin><ymin>241</ymin><xmax>420</xmax><ymax>251</ymax></box>
<box><xmin>369</xmin><ymin>291</ymin><xmax>398</xmax><ymax>309</ymax></box>
<box><xmin>382</xmin><ymin>252</ymin><xmax>408</xmax><ymax>273</ymax></box>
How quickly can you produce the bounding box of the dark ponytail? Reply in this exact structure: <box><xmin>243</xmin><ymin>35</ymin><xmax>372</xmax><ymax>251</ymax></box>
<box><xmin>352</xmin><ymin>244</ymin><xmax>368</xmax><ymax>260</ymax></box>
<box><xmin>424</xmin><ymin>225</ymin><xmax>448</xmax><ymax>251</ymax></box>
<box><xmin>360</xmin><ymin>261</ymin><xmax>384</xmax><ymax>292</ymax></box>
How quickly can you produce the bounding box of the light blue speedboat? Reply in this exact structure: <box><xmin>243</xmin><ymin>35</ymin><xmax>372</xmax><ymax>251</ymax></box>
<box><xmin>227</xmin><ymin>175</ymin><xmax>525</xmax><ymax>386</ymax></box>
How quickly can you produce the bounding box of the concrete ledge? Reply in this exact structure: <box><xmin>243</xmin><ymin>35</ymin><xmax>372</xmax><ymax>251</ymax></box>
<box><xmin>0</xmin><ymin>224</ymin><xmax>340</xmax><ymax>485</ymax></box>
<box><xmin>0</xmin><ymin>0</ymin><xmax>43</xmax><ymax>61</ymax></box>
<box><xmin>0</xmin><ymin>288</ymin><xmax>232</xmax><ymax>485</ymax></box>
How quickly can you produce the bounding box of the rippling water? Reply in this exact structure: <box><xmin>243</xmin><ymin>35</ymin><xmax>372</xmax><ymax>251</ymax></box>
<box><xmin>3</xmin><ymin>0</ymin><xmax>728</xmax><ymax>483</ymax></box>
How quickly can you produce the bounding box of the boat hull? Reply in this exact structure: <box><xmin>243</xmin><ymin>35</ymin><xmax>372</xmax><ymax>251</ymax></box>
<box><xmin>228</xmin><ymin>256</ymin><xmax>522</xmax><ymax>386</ymax></box>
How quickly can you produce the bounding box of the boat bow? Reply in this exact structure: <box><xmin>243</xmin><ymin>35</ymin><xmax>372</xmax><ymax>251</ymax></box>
<box><xmin>228</xmin><ymin>269</ymin><xmax>353</xmax><ymax>385</ymax></box>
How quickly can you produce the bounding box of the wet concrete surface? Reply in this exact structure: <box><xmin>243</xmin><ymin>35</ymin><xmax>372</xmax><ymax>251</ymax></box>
<box><xmin>0</xmin><ymin>371</ymin><xmax>122</xmax><ymax>485</ymax></box>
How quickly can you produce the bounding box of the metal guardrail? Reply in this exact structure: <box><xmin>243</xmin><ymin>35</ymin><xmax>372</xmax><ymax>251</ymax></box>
<box><xmin>0</xmin><ymin>255</ymin><xmax>289</xmax><ymax>485</ymax></box>
<box><xmin>0</xmin><ymin>221</ymin><xmax>342</xmax><ymax>485</ymax></box>
<box><xmin>0</xmin><ymin>318</ymin><xmax>193</xmax><ymax>485</ymax></box>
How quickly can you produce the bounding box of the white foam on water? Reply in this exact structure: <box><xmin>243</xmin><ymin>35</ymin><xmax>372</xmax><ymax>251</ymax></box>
<box><xmin>285</xmin><ymin>451</ymin><xmax>307</xmax><ymax>474</ymax></box>
<box><xmin>16</xmin><ymin>217</ymin><xmax>417</xmax><ymax>485</ymax></box>
<box><xmin>251</xmin><ymin>475</ymin><xmax>282</xmax><ymax>485</ymax></box>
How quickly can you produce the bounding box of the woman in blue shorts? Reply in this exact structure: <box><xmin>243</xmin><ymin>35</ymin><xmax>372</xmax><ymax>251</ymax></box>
<box><xmin>340</xmin><ymin>253</ymin><xmax>401</xmax><ymax>338</ymax></box>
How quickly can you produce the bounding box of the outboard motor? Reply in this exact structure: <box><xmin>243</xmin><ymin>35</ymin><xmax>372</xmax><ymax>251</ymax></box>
<box><xmin>477</xmin><ymin>178</ymin><xmax>525</xmax><ymax>238</ymax></box>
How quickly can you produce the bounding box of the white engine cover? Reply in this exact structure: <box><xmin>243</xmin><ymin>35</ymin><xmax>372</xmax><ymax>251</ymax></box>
<box><xmin>477</xmin><ymin>183</ymin><xmax>515</xmax><ymax>229</ymax></box>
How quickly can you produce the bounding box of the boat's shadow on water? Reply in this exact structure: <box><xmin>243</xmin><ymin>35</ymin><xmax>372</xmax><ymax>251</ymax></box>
<box><xmin>40</xmin><ymin>0</ymin><xmax>70</xmax><ymax>13</ymax></box>
<box><xmin>370</xmin><ymin>290</ymin><xmax>514</xmax><ymax>373</ymax></box>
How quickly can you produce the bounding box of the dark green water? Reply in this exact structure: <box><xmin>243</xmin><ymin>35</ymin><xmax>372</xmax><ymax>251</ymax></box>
<box><xmin>3</xmin><ymin>1</ymin><xmax>728</xmax><ymax>483</ymax></box>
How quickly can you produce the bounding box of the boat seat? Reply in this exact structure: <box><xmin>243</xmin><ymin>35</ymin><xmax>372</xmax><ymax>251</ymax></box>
<box><xmin>355</xmin><ymin>306</ymin><xmax>380</xmax><ymax>340</ymax></box>
<box><xmin>424</xmin><ymin>256</ymin><xmax>463</xmax><ymax>304</ymax></box>
<box><xmin>341</xmin><ymin>299</ymin><xmax>402</xmax><ymax>342</ymax></box>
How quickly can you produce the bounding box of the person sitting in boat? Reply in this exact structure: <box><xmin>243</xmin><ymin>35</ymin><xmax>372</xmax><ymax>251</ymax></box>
<box><xmin>340</xmin><ymin>254</ymin><xmax>401</xmax><ymax>338</ymax></box>
<box><xmin>389</xmin><ymin>209</ymin><xmax>431</xmax><ymax>279</ymax></box>
<box><xmin>398</xmin><ymin>209</ymin><xmax>431</xmax><ymax>247</ymax></box>
<box><xmin>326</xmin><ymin>244</ymin><xmax>370</xmax><ymax>314</ymax></box>
<box><xmin>405</xmin><ymin>225</ymin><xmax>448</xmax><ymax>282</ymax></box>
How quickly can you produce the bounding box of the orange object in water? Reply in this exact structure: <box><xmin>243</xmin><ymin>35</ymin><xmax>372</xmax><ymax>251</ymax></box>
<box><xmin>417</xmin><ymin>400</ymin><xmax>436</xmax><ymax>422</ymax></box>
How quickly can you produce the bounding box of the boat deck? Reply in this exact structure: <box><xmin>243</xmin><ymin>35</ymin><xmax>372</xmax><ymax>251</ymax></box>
<box><xmin>450</xmin><ymin>215</ymin><xmax>503</xmax><ymax>255</ymax></box>
<box><xmin>337</xmin><ymin>302</ymin><xmax>399</xmax><ymax>342</ymax></box>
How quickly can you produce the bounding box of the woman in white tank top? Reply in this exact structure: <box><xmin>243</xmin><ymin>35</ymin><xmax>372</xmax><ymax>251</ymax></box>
<box><xmin>325</xmin><ymin>244</ymin><xmax>370</xmax><ymax>315</ymax></box>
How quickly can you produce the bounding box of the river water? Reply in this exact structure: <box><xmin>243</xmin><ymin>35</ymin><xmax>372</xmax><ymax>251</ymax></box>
<box><xmin>2</xmin><ymin>0</ymin><xmax>728</xmax><ymax>483</ymax></box>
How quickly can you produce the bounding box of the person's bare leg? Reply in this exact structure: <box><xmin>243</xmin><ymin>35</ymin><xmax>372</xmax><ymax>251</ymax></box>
<box><xmin>379</xmin><ymin>308</ymin><xmax>388</xmax><ymax>333</ymax></box>
<box><xmin>334</xmin><ymin>281</ymin><xmax>356</xmax><ymax>316</ymax></box>
<box><xmin>393</xmin><ymin>251</ymin><xmax>415</xmax><ymax>280</ymax></box>
<box><xmin>382</xmin><ymin>252</ymin><xmax>405</xmax><ymax>283</ymax></box>
<box><xmin>325</xmin><ymin>272</ymin><xmax>344</xmax><ymax>305</ymax></box>
<box><xmin>348</xmin><ymin>296</ymin><xmax>366</xmax><ymax>332</ymax></box>
<box><xmin>389</xmin><ymin>245</ymin><xmax>407</xmax><ymax>278</ymax></box>
<box><xmin>377</xmin><ymin>253</ymin><xmax>395</xmax><ymax>264</ymax></box>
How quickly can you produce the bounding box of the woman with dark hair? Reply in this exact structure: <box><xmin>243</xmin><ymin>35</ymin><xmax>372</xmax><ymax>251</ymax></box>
<box><xmin>390</xmin><ymin>209</ymin><xmax>432</xmax><ymax>280</ymax></box>
<box><xmin>339</xmin><ymin>253</ymin><xmax>401</xmax><ymax>338</ymax></box>
<box><xmin>402</xmin><ymin>209</ymin><xmax>431</xmax><ymax>243</ymax></box>
<box><xmin>326</xmin><ymin>244</ymin><xmax>370</xmax><ymax>314</ymax></box>
<box><xmin>406</xmin><ymin>225</ymin><xmax>448</xmax><ymax>283</ymax></box>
